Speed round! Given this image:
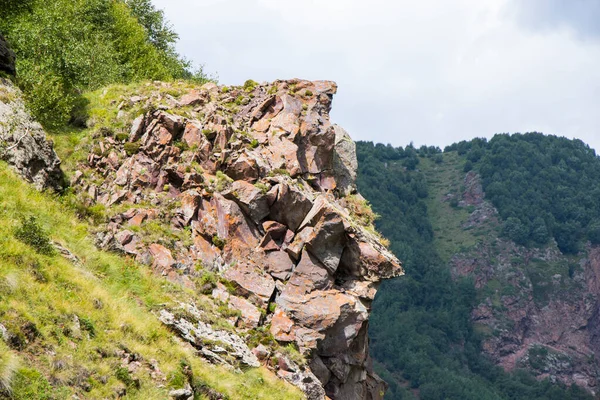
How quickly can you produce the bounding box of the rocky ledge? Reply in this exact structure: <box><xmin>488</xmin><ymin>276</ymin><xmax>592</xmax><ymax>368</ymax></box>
<box><xmin>73</xmin><ymin>79</ymin><xmax>403</xmax><ymax>399</ymax></box>
<box><xmin>0</xmin><ymin>79</ymin><xmax>63</xmax><ymax>191</ymax></box>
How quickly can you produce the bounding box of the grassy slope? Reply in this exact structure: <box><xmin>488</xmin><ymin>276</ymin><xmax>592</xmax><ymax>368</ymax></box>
<box><xmin>420</xmin><ymin>152</ymin><xmax>492</xmax><ymax>261</ymax></box>
<box><xmin>0</xmin><ymin>161</ymin><xmax>302</xmax><ymax>399</ymax></box>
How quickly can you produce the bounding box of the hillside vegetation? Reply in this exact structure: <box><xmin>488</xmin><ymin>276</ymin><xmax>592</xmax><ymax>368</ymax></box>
<box><xmin>357</xmin><ymin>140</ymin><xmax>594</xmax><ymax>400</ymax></box>
<box><xmin>447</xmin><ymin>134</ymin><xmax>600</xmax><ymax>253</ymax></box>
<box><xmin>0</xmin><ymin>159</ymin><xmax>302</xmax><ymax>399</ymax></box>
<box><xmin>0</xmin><ymin>0</ymin><xmax>209</xmax><ymax>128</ymax></box>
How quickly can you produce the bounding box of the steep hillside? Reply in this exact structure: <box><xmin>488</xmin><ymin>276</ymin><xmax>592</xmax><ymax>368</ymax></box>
<box><xmin>357</xmin><ymin>140</ymin><xmax>595</xmax><ymax>400</ymax></box>
<box><xmin>1</xmin><ymin>77</ymin><xmax>304</xmax><ymax>400</ymax></box>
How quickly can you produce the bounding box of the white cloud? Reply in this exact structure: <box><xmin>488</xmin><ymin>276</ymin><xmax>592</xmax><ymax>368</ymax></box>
<box><xmin>153</xmin><ymin>0</ymin><xmax>600</xmax><ymax>151</ymax></box>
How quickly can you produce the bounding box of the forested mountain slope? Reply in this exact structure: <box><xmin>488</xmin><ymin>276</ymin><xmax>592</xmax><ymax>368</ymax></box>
<box><xmin>358</xmin><ymin>135</ymin><xmax>600</xmax><ymax>400</ymax></box>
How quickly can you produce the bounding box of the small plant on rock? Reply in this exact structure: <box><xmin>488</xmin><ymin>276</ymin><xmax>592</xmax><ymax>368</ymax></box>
<box><xmin>124</xmin><ymin>142</ymin><xmax>140</xmax><ymax>156</ymax></box>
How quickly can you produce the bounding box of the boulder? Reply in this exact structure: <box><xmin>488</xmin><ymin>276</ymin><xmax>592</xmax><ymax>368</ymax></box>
<box><xmin>223</xmin><ymin>262</ymin><xmax>275</xmax><ymax>308</ymax></box>
<box><xmin>264</xmin><ymin>250</ymin><xmax>295</xmax><ymax>281</ymax></box>
<box><xmin>0</xmin><ymin>80</ymin><xmax>63</xmax><ymax>191</ymax></box>
<box><xmin>269</xmin><ymin>183</ymin><xmax>313</xmax><ymax>232</ymax></box>
<box><xmin>223</xmin><ymin>180</ymin><xmax>270</xmax><ymax>223</ymax></box>
<box><xmin>149</xmin><ymin>243</ymin><xmax>176</xmax><ymax>270</ymax></box>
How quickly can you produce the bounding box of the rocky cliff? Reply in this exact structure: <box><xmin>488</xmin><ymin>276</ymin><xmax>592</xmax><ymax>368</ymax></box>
<box><xmin>65</xmin><ymin>79</ymin><xmax>402</xmax><ymax>399</ymax></box>
<box><xmin>449</xmin><ymin>171</ymin><xmax>600</xmax><ymax>394</ymax></box>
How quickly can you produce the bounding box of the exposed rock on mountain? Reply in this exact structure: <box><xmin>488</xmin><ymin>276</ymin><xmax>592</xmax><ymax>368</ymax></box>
<box><xmin>71</xmin><ymin>79</ymin><xmax>402</xmax><ymax>399</ymax></box>
<box><xmin>452</xmin><ymin>172</ymin><xmax>600</xmax><ymax>394</ymax></box>
<box><xmin>0</xmin><ymin>78</ymin><xmax>63</xmax><ymax>191</ymax></box>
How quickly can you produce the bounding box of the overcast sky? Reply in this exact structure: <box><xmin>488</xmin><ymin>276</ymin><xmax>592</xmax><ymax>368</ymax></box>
<box><xmin>152</xmin><ymin>0</ymin><xmax>600</xmax><ymax>151</ymax></box>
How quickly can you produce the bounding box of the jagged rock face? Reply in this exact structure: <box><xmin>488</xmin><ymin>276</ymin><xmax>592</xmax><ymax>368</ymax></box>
<box><xmin>0</xmin><ymin>79</ymin><xmax>63</xmax><ymax>191</ymax></box>
<box><xmin>74</xmin><ymin>79</ymin><xmax>403</xmax><ymax>399</ymax></box>
<box><xmin>0</xmin><ymin>34</ymin><xmax>16</xmax><ymax>76</ymax></box>
<box><xmin>451</xmin><ymin>172</ymin><xmax>600</xmax><ymax>394</ymax></box>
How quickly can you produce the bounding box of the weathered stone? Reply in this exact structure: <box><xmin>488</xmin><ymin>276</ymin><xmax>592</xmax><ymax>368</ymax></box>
<box><xmin>264</xmin><ymin>250</ymin><xmax>295</xmax><ymax>281</ymax></box>
<box><xmin>179</xmin><ymin>90</ymin><xmax>208</xmax><ymax>107</ymax></box>
<box><xmin>302</xmin><ymin>201</ymin><xmax>347</xmax><ymax>274</ymax></box>
<box><xmin>149</xmin><ymin>243</ymin><xmax>176</xmax><ymax>270</ymax></box>
<box><xmin>269</xmin><ymin>183</ymin><xmax>313</xmax><ymax>232</ymax></box>
<box><xmin>270</xmin><ymin>309</ymin><xmax>295</xmax><ymax>342</ymax></box>
<box><xmin>225</xmin><ymin>153</ymin><xmax>259</xmax><ymax>182</ymax></box>
<box><xmin>263</xmin><ymin>221</ymin><xmax>288</xmax><ymax>239</ymax></box>
<box><xmin>68</xmin><ymin>79</ymin><xmax>405</xmax><ymax>400</ymax></box>
<box><xmin>182</xmin><ymin>120</ymin><xmax>205</xmax><ymax>148</ymax></box>
<box><xmin>223</xmin><ymin>180</ymin><xmax>270</xmax><ymax>222</ymax></box>
<box><xmin>229</xmin><ymin>295</ymin><xmax>262</xmax><ymax>328</ymax></box>
<box><xmin>115</xmin><ymin>230</ymin><xmax>134</xmax><ymax>246</ymax></box>
<box><xmin>339</xmin><ymin>234</ymin><xmax>402</xmax><ymax>280</ymax></box>
<box><xmin>129</xmin><ymin>114</ymin><xmax>145</xmax><ymax>142</ymax></box>
<box><xmin>159</xmin><ymin>309</ymin><xmax>260</xmax><ymax>368</ymax></box>
<box><xmin>180</xmin><ymin>190</ymin><xmax>200</xmax><ymax>225</ymax></box>
<box><xmin>332</xmin><ymin>125</ymin><xmax>358</xmax><ymax>195</ymax></box>
<box><xmin>259</xmin><ymin>232</ymin><xmax>280</xmax><ymax>251</ymax></box>
<box><xmin>0</xmin><ymin>80</ymin><xmax>63</xmax><ymax>191</ymax></box>
<box><xmin>309</xmin><ymin>356</ymin><xmax>331</xmax><ymax>386</ymax></box>
<box><xmin>158</xmin><ymin>112</ymin><xmax>184</xmax><ymax>138</ymax></box>
<box><xmin>193</xmin><ymin>234</ymin><xmax>221</xmax><ymax>270</ymax></box>
<box><xmin>223</xmin><ymin>263</ymin><xmax>275</xmax><ymax>308</ymax></box>
<box><xmin>252</xmin><ymin>344</ymin><xmax>270</xmax><ymax>361</ymax></box>
<box><xmin>286</xmin><ymin>249</ymin><xmax>333</xmax><ymax>295</ymax></box>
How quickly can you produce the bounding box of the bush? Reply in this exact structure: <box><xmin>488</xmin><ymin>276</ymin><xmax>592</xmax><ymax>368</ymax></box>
<box><xmin>124</xmin><ymin>141</ymin><xmax>140</xmax><ymax>156</ymax></box>
<box><xmin>14</xmin><ymin>216</ymin><xmax>55</xmax><ymax>255</ymax></box>
<box><xmin>1</xmin><ymin>0</ymin><xmax>197</xmax><ymax>127</ymax></box>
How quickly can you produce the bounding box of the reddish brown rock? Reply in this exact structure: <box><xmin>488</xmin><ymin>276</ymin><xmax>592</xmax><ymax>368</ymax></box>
<box><xmin>269</xmin><ymin>183</ymin><xmax>313</xmax><ymax>232</ymax></box>
<box><xmin>149</xmin><ymin>243</ymin><xmax>176</xmax><ymax>271</ymax></box>
<box><xmin>229</xmin><ymin>295</ymin><xmax>262</xmax><ymax>328</ymax></box>
<box><xmin>223</xmin><ymin>263</ymin><xmax>275</xmax><ymax>308</ymax></box>
<box><xmin>180</xmin><ymin>190</ymin><xmax>201</xmax><ymax>225</ymax></box>
<box><xmin>223</xmin><ymin>180</ymin><xmax>270</xmax><ymax>222</ymax></box>
<box><xmin>70</xmin><ymin>79</ymin><xmax>404</xmax><ymax>400</ymax></box>
<box><xmin>192</xmin><ymin>233</ymin><xmax>221</xmax><ymax>269</ymax></box>
<box><xmin>180</xmin><ymin>90</ymin><xmax>208</xmax><ymax>107</ymax></box>
<box><xmin>182</xmin><ymin>120</ymin><xmax>205</xmax><ymax>149</ymax></box>
<box><xmin>270</xmin><ymin>309</ymin><xmax>295</xmax><ymax>342</ymax></box>
<box><xmin>225</xmin><ymin>153</ymin><xmax>259</xmax><ymax>182</ymax></box>
<box><xmin>264</xmin><ymin>250</ymin><xmax>295</xmax><ymax>281</ymax></box>
<box><xmin>285</xmin><ymin>250</ymin><xmax>332</xmax><ymax>295</ymax></box>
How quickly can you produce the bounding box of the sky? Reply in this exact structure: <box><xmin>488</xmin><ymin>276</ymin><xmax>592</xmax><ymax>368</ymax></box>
<box><xmin>152</xmin><ymin>0</ymin><xmax>600</xmax><ymax>151</ymax></box>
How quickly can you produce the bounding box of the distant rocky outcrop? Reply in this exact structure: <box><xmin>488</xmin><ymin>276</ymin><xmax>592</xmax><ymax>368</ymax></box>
<box><xmin>0</xmin><ymin>34</ymin><xmax>16</xmax><ymax>76</ymax></box>
<box><xmin>0</xmin><ymin>79</ymin><xmax>63</xmax><ymax>191</ymax></box>
<box><xmin>73</xmin><ymin>79</ymin><xmax>403</xmax><ymax>399</ymax></box>
<box><xmin>452</xmin><ymin>172</ymin><xmax>600</xmax><ymax>394</ymax></box>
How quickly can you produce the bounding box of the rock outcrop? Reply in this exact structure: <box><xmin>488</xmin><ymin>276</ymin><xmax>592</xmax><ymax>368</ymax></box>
<box><xmin>451</xmin><ymin>172</ymin><xmax>600</xmax><ymax>394</ymax></box>
<box><xmin>0</xmin><ymin>34</ymin><xmax>15</xmax><ymax>76</ymax></box>
<box><xmin>72</xmin><ymin>79</ymin><xmax>402</xmax><ymax>399</ymax></box>
<box><xmin>0</xmin><ymin>79</ymin><xmax>63</xmax><ymax>191</ymax></box>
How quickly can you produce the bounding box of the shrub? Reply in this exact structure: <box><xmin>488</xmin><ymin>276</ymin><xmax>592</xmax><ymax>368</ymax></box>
<box><xmin>243</xmin><ymin>79</ymin><xmax>258</xmax><ymax>92</ymax></box>
<box><xmin>1</xmin><ymin>0</ymin><xmax>196</xmax><ymax>127</ymax></box>
<box><xmin>124</xmin><ymin>141</ymin><xmax>140</xmax><ymax>155</ymax></box>
<box><xmin>212</xmin><ymin>235</ymin><xmax>226</xmax><ymax>250</ymax></box>
<box><xmin>14</xmin><ymin>216</ymin><xmax>55</xmax><ymax>255</ymax></box>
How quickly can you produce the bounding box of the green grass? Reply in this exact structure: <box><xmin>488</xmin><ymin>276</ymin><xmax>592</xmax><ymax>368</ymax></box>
<box><xmin>0</xmin><ymin>161</ymin><xmax>303</xmax><ymax>400</ymax></box>
<box><xmin>419</xmin><ymin>153</ymin><xmax>479</xmax><ymax>262</ymax></box>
